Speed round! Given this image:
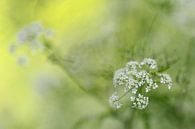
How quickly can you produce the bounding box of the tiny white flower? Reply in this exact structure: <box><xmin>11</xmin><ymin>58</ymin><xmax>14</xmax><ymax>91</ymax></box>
<box><xmin>16</xmin><ymin>22</ymin><xmax>53</xmax><ymax>52</ymax></box>
<box><xmin>109</xmin><ymin>92</ymin><xmax>122</xmax><ymax>109</ymax></box>
<box><xmin>141</xmin><ymin>58</ymin><xmax>157</xmax><ymax>70</ymax></box>
<box><xmin>109</xmin><ymin>58</ymin><xmax>173</xmax><ymax>110</ymax></box>
<box><xmin>131</xmin><ymin>94</ymin><xmax>149</xmax><ymax>109</ymax></box>
<box><xmin>159</xmin><ymin>73</ymin><xmax>173</xmax><ymax>90</ymax></box>
<box><xmin>10</xmin><ymin>22</ymin><xmax>54</xmax><ymax>65</ymax></box>
<box><xmin>113</xmin><ymin>68</ymin><xmax>129</xmax><ymax>87</ymax></box>
<box><xmin>131</xmin><ymin>88</ymin><xmax>137</xmax><ymax>94</ymax></box>
<box><xmin>126</xmin><ymin>61</ymin><xmax>141</xmax><ymax>71</ymax></box>
<box><xmin>130</xmin><ymin>96</ymin><xmax>135</xmax><ymax>101</ymax></box>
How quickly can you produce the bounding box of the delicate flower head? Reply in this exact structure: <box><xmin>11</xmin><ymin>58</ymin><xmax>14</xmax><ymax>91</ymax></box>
<box><xmin>131</xmin><ymin>94</ymin><xmax>149</xmax><ymax>110</ymax></box>
<box><xmin>109</xmin><ymin>92</ymin><xmax>122</xmax><ymax>109</ymax></box>
<box><xmin>126</xmin><ymin>61</ymin><xmax>141</xmax><ymax>71</ymax></box>
<box><xmin>9</xmin><ymin>22</ymin><xmax>54</xmax><ymax>66</ymax></box>
<box><xmin>159</xmin><ymin>73</ymin><xmax>173</xmax><ymax>90</ymax></box>
<box><xmin>10</xmin><ymin>22</ymin><xmax>53</xmax><ymax>54</ymax></box>
<box><xmin>17</xmin><ymin>23</ymin><xmax>43</xmax><ymax>43</ymax></box>
<box><xmin>141</xmin><ymin>58</ymin><xmax>157</xmax><ymax>70</ymax></box>
<box><xmin>113</xmin><ymin>68</ymin><xmax>129</xmax><ymax>87</ymax></box>
<box><xmin>109</xmin><ymin>58</ymin><xmax>173</xmax><ymax>110</ymax></box>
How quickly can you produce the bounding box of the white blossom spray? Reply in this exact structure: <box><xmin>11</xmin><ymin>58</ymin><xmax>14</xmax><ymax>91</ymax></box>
<box><xmin>109</xmin><ymin>58</ymin><xmax>173</xmax><ymax>110</ymax></box>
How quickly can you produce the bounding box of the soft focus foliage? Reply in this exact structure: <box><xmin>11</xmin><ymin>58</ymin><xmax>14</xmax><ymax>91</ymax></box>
<box><xmin>0</xmin><ymin>0</ymin><xmax>195</xmax><ymax>129</ymax></box>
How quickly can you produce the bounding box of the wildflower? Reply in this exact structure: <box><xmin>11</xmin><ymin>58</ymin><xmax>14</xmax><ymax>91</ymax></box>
<box><xmin>131</xmin><ymin>94</ymin><xmax>149</xmax><ymax>110</ymax></box>
<box><xmin>109</xmin><ymin>92</ymin><xmax>122</xmax><ymax>109</ymax></box>
<box><xmin>141</xmin><ymin>58</ymin><xmax>157</xmax><ymax>70</ymax></box>
<box><xmin>9</xmin><ymin>22</ymin><xmax>54</xmax><ymax>65</ymax></box>
<box><xmin>113</xmin><ymin>68</ymin><xmax>129</xmax><ymax>87</ymax></box>
<box><xmin>159</xmin><ymin>73</ymin><xmax>173</xmax><ymax>90</ymax></box>
<box><xmin>18</xmin><ymin>23</ymin><xmax>42</xmax><ymax>41</ymax></box>
<box><xmin>17</xmin><ymin>23</ymin><xmax>44</xmax><ymax>50</ymax></box>
<box><xmin>109</xmin><ymin>58</ymin><xmax>173</xmax><ymax>110</ymax></box>
<box><xmin>11</xmin><ymin>22</ymin><xmax>53</xmax><ymax>54</ymax></box>
<box><xmin>126</xmin><ymin>61</ymin><xmax>141</xmax><ymax>71</ymax></box>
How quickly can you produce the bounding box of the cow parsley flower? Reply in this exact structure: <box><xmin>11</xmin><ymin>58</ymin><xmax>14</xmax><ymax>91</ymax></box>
<box><xmin>10</xmin><ymin>22</ymin><xmax>53</xmax><ymax>54</ymax></box>
<box><xmin>18</xmin><ymin>23</ymin><xmax>42</xmax><ymax>40</ymax></box>
<box><xmin>131</xmin><ymin>94</ymin><xmax>149</xmax><ymax>110</ymax></box>
<box><xmin>113</xmin><ymin>68</ymin><xmax>129</xmax><ymax>87</ymax></box>
<box><xmin>159</xmin><ymin>73</ymin><xmax>173</xmax><ymax>90</ymax></box>
<box><xmin>109</xmin><ymin>92</ymin><xmax>122</xmax><ymax>109</ymax></box>
<box><xmin>109</xmin><ymin>58</ymin><xmax>173</xmax><ymax>110</ymax></box>
<box><xmin>141</xmin><ymin>58</ymin><xmax>157</xmax><ymax>70</ymax></box>
<box><xmin>9</xmin><ymin>22</ymin><xmax>54</xmax><ymax>66</ymax></box>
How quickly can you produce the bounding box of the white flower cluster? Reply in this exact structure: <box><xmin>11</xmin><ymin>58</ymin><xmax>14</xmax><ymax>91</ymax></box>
<box><xmin>159</xmin><ymin>73</ymin><xmax>173</xmax><ymax>90</ymax></box>
<box><xmin>109</xmin><ymin>92</ymin><xmax>122</xmax><ymax>109</ymax></box>
<box><xmin>109</xmin><ymin>58</ymin><xmax>173</xmax><ymax>110</ymax></box>
<box><xmin>131</xmin><ymin>94</ymin><xmax>149</xmax><ymax>110</ymax></box>
<box><xmin>10</xmin><ymin>22</ymin><xmax>53</xmax><ymax>54</ymax></box>
<box><xmin>9</xmin><ymin>22</ymin><xmax>54</xmax><ymax>66</ymax></box>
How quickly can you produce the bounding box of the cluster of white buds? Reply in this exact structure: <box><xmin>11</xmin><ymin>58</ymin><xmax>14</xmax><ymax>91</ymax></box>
<box><xmin>109</xmin><ymin>58</ymin><xmax>173</xmax><ymax>110</ymax></box>
<box><xmin>9</xmin><ymin>22</ymin><xmax>53</xmax><ymax>54</ymax></box>
<box><xmin>131</xmin><ymin>94</ymin><xmax>149</xmax><ymax>110</ymax></box>
<box><xmin>9</xmin><ymin>22</ymin><xmax>54</xmax><ymax>66</ymax></box>
<box><xmin>109</xmin><ymin>92</ymin><xmax>122</xmax><ymax>109</ymax></box>
<box><xmin>159</xmin><ymin>73</ymin><xmax>173</xmax><ymax>90</ymax></box>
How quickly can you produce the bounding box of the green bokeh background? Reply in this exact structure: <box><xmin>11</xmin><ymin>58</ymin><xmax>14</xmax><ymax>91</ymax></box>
<box><xmin>0</xmin><ymin>0</ymin><xmax>195</xmax><ymax>129</ymax></box>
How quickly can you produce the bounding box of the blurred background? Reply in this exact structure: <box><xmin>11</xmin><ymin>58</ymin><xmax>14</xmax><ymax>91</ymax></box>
<box><xmin>0</xmin><ymin>0</ymin><xmax>195</xmax><ymax>129</ymax></box>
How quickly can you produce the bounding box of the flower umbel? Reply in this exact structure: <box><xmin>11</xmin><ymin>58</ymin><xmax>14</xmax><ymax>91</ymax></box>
<box><xmin>109</xmin><ymin>58</ymin><xmax>173</xmax><ymax>110</ymax></box>
<box><xmin>131</xmin><ymin>94</ymin><xmax>149</xmax><ymax>110</ymax></box>
<box><xmin>9</xmin><ymin>22</ymin><xmax>54</xmax><ymax>66</ymax></box>
<box><xmin>109</xmin><ymin>92</ymin><xmax>122</xmax><ymax>109</ymax></box>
